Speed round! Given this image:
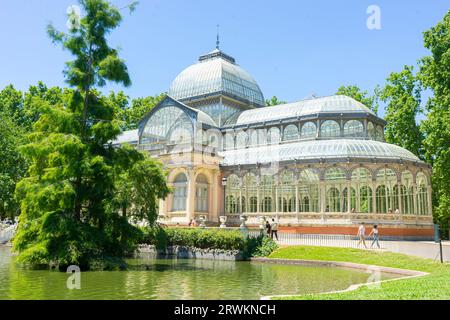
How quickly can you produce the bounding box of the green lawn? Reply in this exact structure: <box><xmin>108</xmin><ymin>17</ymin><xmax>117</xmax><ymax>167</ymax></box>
<box><xmin>268</xmin><ymin>246</ymin><xmax>450</xmax><ymax>300</ymax></box>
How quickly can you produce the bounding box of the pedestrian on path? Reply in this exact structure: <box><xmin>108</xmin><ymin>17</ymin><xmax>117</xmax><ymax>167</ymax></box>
<box><xmin>270</xmin><ymin>218</ymin><xmax>279</xmax><ymax>240</ymax></box>
<box><xmin>357</xmin><ymin>222</ymin><xmax>367</xmax><ymax>248</ymax></box>
<box><xmin>265</xmin><ymin>220</ymin><xmax>271</xmax><ymax>237</ymax></box>
<box><xmin>368</xmin><ymin>225</ymin><xmax>381</xmax><ymax>249</ymax></box>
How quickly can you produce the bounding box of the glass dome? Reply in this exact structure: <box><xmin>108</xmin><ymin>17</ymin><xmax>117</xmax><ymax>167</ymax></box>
<box><xmin>168</xmin><ymin>49</ymin><xmax>265</xmax><ymax>107</ymax></box>
<box><xmin>228</xmin><ymin>95</ymin><xmax>376</xmax><ymax>126</ymax></box>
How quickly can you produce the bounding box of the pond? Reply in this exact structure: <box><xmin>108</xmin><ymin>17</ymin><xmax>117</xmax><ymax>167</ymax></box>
<box><xmin>0</xmin><ymin>246</ymin><xmax>398</xmax><ymax>300</ymax></box>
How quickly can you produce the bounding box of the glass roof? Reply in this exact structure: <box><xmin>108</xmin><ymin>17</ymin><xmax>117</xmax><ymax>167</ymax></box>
<box><xmin>219</xmin><ymin>139</ymin><xmax>420</xmax><ymax>166</ymax></box>
<box><xmin>168</xmin><ymin>49</ymin><xmax>265</xmax><ymax>106</ymax></box>
<box><xmin>112</xmin><ymin>129</ymin><xmax>138</xmax><ymax>145</ymax></box>
<box><xmin>227</xmin><ymin>95</ymin><xmax>376</xmax><ymax>126</ymax></box>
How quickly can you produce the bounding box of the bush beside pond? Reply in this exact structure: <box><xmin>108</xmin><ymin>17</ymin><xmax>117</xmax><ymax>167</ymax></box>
<box><xmin>141</xmin><ymin>227</ymin><xmax>278</xmax><ymax>258</ymax></box>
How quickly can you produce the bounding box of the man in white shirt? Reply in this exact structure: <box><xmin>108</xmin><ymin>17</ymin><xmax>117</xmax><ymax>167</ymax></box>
<box><xmin>357</xmin><ymin>222</ymin><xmax>367</xmax><ymax>248</ymax></box>
<box><xmin>270</xmin><ymin>218</ymin><xmax>279</xmax><ymax>240</ymax></box>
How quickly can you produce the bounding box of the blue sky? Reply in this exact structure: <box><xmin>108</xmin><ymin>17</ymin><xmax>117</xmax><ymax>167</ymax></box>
<box><xmin>0</xmin><ymin>0</ymin><xmax>448</xmax><ymax>117</ymax></box>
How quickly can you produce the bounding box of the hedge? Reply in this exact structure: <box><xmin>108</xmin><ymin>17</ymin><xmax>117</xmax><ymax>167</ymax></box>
<box><xmin>141</xmin><ymin>227</ymin><xmax>278</xmax><ymax>258</ymax></box>
<box><xmin>142</xmin><ymin>227</ymin><xmax>245</xmax><ymax>251</ymax></box>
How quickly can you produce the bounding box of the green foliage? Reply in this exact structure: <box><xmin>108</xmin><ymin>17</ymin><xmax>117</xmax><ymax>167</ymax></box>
<box><xmin>336</xmin><ymin>84</ymin><xmax>380</xmax><ymax>114</ymax></box>
<box><xmin>381</xmin><ymin>65</ymin><xmax>423</xmax><ymax>158</ymax></box>
<box><xmin>13</xmin><ymin>0</ymin><xmax>169</xmax><ymax>269</ymax></box>
<box><xmin>143</xmin><ymin>227</ymin><xmax>245</xmax><ymax>251</ymax></box>
<box><xmin>252</xmin><ymin>236</ymin><xmax>279</xmax><ymax>257</ymax></box>
<box><xmin>0</xmin><ymin>111</ymin><xmax>27</xmax><ymax>219</ymax></box>
<box><xmin>243</xmin><ymin>234</ymin><xmax>278</xmax><ymax>258</ymax></box>
<box><xmin>419</xmin><ymin>9</ymin><xmax>450</xmax><ymax>235</ymax></box>
<box><xmin>112</xmin><ymin>92</ymin><xmax>165</xmax><ymax>130</ymax></box>
<box><xmin>142</xmin><ymin>228</ymin><xmax>278</xmax><ymax>258</ymax></box>
<box><xmin>265</xmin><ymin>96</ymin><xmax>286</xmax><ymax>106</ymax></box>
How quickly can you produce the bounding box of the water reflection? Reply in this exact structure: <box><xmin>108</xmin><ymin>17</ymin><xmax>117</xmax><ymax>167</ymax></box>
<box><xmin>0</xmin><ymin>247</ymin><xmax>397</xmax><ymax>300</ymax></box>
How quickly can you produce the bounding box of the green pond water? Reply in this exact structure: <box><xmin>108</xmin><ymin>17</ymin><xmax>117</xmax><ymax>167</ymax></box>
<box><xmin>0</xmin><ymin>246</ymin><xmax>397</xmax><ymax>300</ymax></box>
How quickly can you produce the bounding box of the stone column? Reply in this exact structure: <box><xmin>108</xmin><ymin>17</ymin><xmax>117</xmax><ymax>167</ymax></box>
<box><xmin>372</xmin><ymin>180</ymin><xmax>377</xmax><ymax>213</ymax></box>
<box><xmin>239</xmin><ymin>186</ymin><xmax>243</xmax><ymax>214</ymax></box>
<box><xmin>186</xmin><ymin>169</ymin><xmax>196</xmax><ymax>221</ymax></box>
<box><xmin>412</xmin><ymin>183</ymin><xmax>418</xmax><ymax>215</ymax></box>
<box><xmin>427</xmin><ymin>183</ymin><xmax>433</xmax><ymax>216</ymax></box>
<box><xmin>320</xmin><ymin>181</ymin><xmax>326</xmax><ymax>213</ymax></box>
<box><xmin>347</xmin><ymin>178</ymin><xmax>351</xmax><ymax>213</ymax></box>
<box><xmin>295</xmin><ymin>185</ymin><xmax>299</xmax><ymax>213</ymax></box>
<box><xmin>275</xmin><ymin>184</ymin><xmax>279</xmax><ymax>213</ymax></box>
<box><xmin>257</xmin><ymin>176</ymin><xmax>261</xmax><ymax>213</ymax></box>
<box><xmin>397</xmin><ymin>180</ymin><xmax>403</xmax><ymax>214</ymax></box>
<box><xmin>211</xmin><ymin>171</ymin><xmax>219</xmax><ymax>222</ymax></box>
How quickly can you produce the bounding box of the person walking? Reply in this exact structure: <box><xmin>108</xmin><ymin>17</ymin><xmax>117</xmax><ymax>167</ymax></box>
<box><xmin>357</xmin><ymin>222</ymin><xmax>367</xmax><ymax>248</ymax></box>
<box><xmin>369</xmin><ymin>225</ymin><xmax>381</xmax><ymax>249</ymax></box>
<box><xmin>265</xmin><ymin>220</ymin><xmax>271</xmax><ymax>237</ymax></box>
<box><xmin>270</xmin><ymin>218</ymin><xmax>279</xmax><ymax>240</ymax></box>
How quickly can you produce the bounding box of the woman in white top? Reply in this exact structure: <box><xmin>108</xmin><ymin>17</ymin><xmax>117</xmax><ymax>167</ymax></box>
<box><xmin>368</xmin><ymin>225</ymin><xmax>380</xmax><ymax>248</ymax></box>
<box><xmin>357</xmin><ymin>222</ymin><xmax>367</xmax><ymax>248</ymax></box>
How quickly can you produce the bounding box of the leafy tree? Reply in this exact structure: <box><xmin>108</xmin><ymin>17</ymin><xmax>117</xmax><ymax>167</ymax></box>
<box><xmin>13</xmin><ymin>0</ymin><xmax>169</xmax><ymax>269</ymax></box>
<box><xmin>419</xmin><ymin>9</ymin><xmax>450</xmax><ymax>235</ymax></box>
<box><xmin>112</xmin><ymin>91</ymin><xmax>165</xmax><ymax>130</ymax></box>
<box><xmin>336</xmin><ymin>84</ymin><xmax>380</xmax><ymax>114</ymax></box>
<box><xmin>0</xmin><ymin>85</ymin><xmax>24</xmax><ymax>124</ymax></box>
<box><xmin>265</xmin><ymin>96</ymin><xmax>286</xmax><ymax>106</ymax></box>
<box><xmin>0</xmin><ymin>112</ymin><xmax>27</xmax><ymax>219</ymax></box>
<box><xmin>380</xmin><ymin>65</ymin><xmax>423</xmax><ymax>157</ymax></box>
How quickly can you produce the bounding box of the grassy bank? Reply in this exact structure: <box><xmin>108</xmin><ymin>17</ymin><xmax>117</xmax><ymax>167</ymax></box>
<box><xmin>268</xmin><ymin>246</ymin><xmax>450</xmax><ymax>299</ymax></box>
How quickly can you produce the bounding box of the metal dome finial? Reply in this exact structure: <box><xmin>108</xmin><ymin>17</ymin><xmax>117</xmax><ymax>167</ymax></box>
<box><xmin>216</xmin><ymin>24</ymin><xmax>220</xmax><ymax>49</ymax></box>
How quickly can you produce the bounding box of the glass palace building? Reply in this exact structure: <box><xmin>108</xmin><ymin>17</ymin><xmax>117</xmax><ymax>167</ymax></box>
<box><xmin>116</xmin><ymin>47</ymin><xmax>434</xmax><ymax>239</ymax></box>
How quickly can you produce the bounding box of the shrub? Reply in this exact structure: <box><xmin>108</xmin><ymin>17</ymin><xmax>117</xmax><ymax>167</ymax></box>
<box><xmin>142</xmin><ymin>227</ymin><xmax>245</xmax><ymax>251</ymax></box>
<box><xmin>142</xmin><ymin>228</ymin><xmax>278</xmax><ymax>257</ymax></box>
<box><xmin>243</xmin><ymin>234</ymin><xmax>278</xmax><ymax>258</ymax></box>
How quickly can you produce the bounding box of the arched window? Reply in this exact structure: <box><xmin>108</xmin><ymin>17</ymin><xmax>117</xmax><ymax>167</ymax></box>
<box><xmin>351</xmin><ymin>168</ymin><xmax>373</xmax><ymax>213</ymax></box>
<box><xmin>249</xmin><ymin>130</ymin><xmax>258</xmax><ymax>146</ymax></box>
<box><xmin>236</xmin><ymin>131</ymin><xmax>248</xmax><ymax>149</ymax></box>
<box><xmin>325</xmin><ymin>168</ymin><xmax>347</xmax><ymax>212</ymax></box>
<box><xmin>320</xmin><ymin>120</ymin><xmax>341</xmax><ymax>138</ymax></box>
<box><xmin>243</xmin><ymin>173</ymin><xmax>257</xmax><ymax>213</ymax></box>
<box><xmin>376</xmin><ymin>185</ymin><xmax>387</xmax><ymax>213</ymax></box>
<box><xmin>278</xmin><ymin>197</ymin><xmax>288</xmax><ymax>212</ymax></box>
<box><xmin>195</xmin><ymin>174</ymin><xmax>208</xmax><ymax>212</ymax></box>
<box><xmin>376</xmin><ymin>168</ymin><xmax>397</xmax><ymax>213</ymax></box>
<box><xmin>172</xmin><ymin>173</ymin><xmax>188</xmax><ymax>211</ymax></box>
<box><xmin>257</xmin><ymin>129</ymin><xmax>267</xmax><ymax>146</ymax></box>
<box><xmin>401</xmin><ymin>171</ymin><xmax>414</xmax><ymax>214</ymax></box>
<box><xmin>344</xmin><ymin>120</ymin><xmax>364</xmax><ymax>137</ymax></box>
<box><xmin>283</xmin><ymin>125</ymin><xmax>299</xmax><ymax>141</ymax></box>
<box><xmin>225</xmin><ymin>175</ymin><xmax>240</xmax><ymax>213</ymax></box>
<box><xmin>302</xmin><ymin>196</ymin><xmax>310</xmax><ymax>212</ymax></box>
<box><xmin>417</xmin><ymin>172</ymin><xmax>429</xmax><ymax>215</ymax></box>
<box><xmin>360</xmin><ymin>186</ymin><xmax>373</xmax><ymax>213</ymax></box>
<box><xmin>376</xmin><ymin>126</ymin><xmax>384</xmax><ymax>141</ymax></box>
<box><xmin>279</xmin><ymin>171</ymin><xmax>295</xmax><ymax>212</ymax></box>
<box><xmin>267</xmin><ymin>127</ymin><xmax>281</xmax><ymax>145</ymax></box>
<box><xmin>261</xmin><ymin>175</ymin><xmax>274</xmax><ymax>212</ymax></box>
<box><xmin>300</xmin><ymin>122</ymin><xmax>316</xmax><ymax>139</ymax></box>
<box><xmin>262</xmin><ymin>197</ymin><xmax>272</xmax><ymax>213</ymax></box>
<box><xmin>239</xmin><ymin>196</ymin><xmax>246</xmax><ymax>213</ymax></box>
<box><xmin>327</xmin><ymin>188</ymin><xmax>341</xmax><ymax>212</ymax></box>
<box><xmin>224</xmin><ymin>132</ymin><xmax>234</xmax><ymax>150</ymax></box>
<box><xmin>226</xmin><ymin>195</ymin><xmax>237</xmax><ymax>214</ymax></box>
<box><xmin>343</xmin><ymin>187</ymin><xmax>356</xmax><ymax>212</ymax></box>
<box><xmin>299</xmin><ymin>169</ymin><xmax>319</xmax><ymax>212</ymax></box>
<box><xmin>205</xmin><ymin>129</ymin><xmax>220</xmax><ymax>148</ymax></box>
<box><xmin>249</xmin><ymin>196</ymin><xmax>257</xmax><ymax>213</ymax></box>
